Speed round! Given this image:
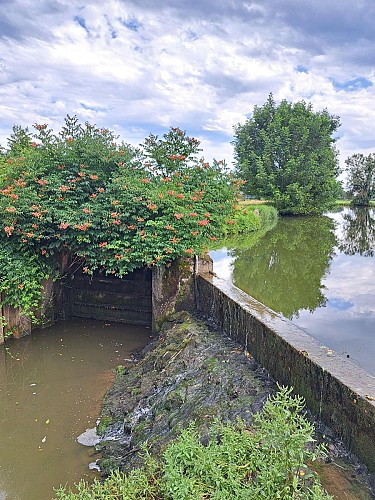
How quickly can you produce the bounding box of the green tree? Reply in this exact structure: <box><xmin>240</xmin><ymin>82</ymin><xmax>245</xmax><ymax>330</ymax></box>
<box><xmin>345</xmin><ymin>153</ymin><xmax>375</xmax><ymax>206</ymax></box>
<box><xmin>233</xmin><ymin>94</ymin><xmax>341</xmax><ymax>214</ymax></box>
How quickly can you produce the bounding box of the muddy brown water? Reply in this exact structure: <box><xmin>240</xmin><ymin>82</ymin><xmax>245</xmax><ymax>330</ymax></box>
<box><xmin>0</xmin><ymin>319</ymin><xmax>152</xmax><ymax>500</ymax></box>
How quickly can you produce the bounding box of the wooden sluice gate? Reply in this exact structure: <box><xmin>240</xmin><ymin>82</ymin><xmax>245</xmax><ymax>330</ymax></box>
<box><xmin>63</xmin><ymin>267</ymin><xmax>152</xmax><ymax>326</ymax></box>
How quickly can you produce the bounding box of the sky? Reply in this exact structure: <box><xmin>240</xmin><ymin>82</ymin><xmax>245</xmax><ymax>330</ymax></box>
<box><xmin>0</xmin><ymin>0</ymin><xmax>374</xmax><ymax>174</ymax></box>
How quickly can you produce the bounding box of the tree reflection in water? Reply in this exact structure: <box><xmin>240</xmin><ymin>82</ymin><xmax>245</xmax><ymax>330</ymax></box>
<box><xmin>232</xmin><ymin>216</ymin><xmax>337</xmax><ymax>319</ymax></box>
<box><xmin>212</xmin><ymin>207</ymin><xmax>375</xmax><ymax>375</ymax></box>
<box><xmin>338</xmin><ymin>207</ymin><xmax>375</xmax><ymax>257</ymax></box>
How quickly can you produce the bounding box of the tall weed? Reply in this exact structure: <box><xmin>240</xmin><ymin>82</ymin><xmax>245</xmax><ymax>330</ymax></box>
<box><xmin>54</xmin><ymin>387</ymin><xmax>331</xmax><ymax>499</ymax></box>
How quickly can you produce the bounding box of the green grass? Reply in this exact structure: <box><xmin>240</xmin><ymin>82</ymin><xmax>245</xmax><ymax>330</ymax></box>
<box><xmin>238</xmin><ymin>199</ymin><xmax>270</xmax><ymax>205</ymax></box>
<box><xmin>240</xmin><ymin>199</ymin><xmax>375</xmax><ymax>209</ymax></box>
<box><xmin>334</xmin><ymin>199</ymin><xmax>375</xmax><ymax>207</ymax></box>
<box><xmin>54</xmin><ymin>387</ymin><xmax>332</xmax><ymax>500</ymax></box>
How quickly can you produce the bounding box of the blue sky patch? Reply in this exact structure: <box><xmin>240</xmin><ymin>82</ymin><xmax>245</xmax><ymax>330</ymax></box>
<box><xmin>186</xmin><ymin>30</ymin><xmax>199</xmax><ymax>41</ymax></box>
<box><xmin>331</xmin><ymin>76</ymin><xmax>373</xmax><ymax>92</ymax></box>
<box><xmin>327</xmin><ymin>298</ymin><xmax>354</xmax><ymax>311</ymax></box>
<box><xmin>74</xmin><ymin>16</ymin><xmax>89</xmax><ymax>35</ymax></box>
<box><xmin>296</xmin><ymin>65</ymin><xmax>308</xmax><ymax>73</ymax></box>
<box><xmin>119</xmin><ymin>17</ymin><xmax>141</xmax><ymax>32</ymax></box>
<box><xmin>80</xmin><ymin>103</ymin><xmax>107</xmax><ymax>112</ymax></box>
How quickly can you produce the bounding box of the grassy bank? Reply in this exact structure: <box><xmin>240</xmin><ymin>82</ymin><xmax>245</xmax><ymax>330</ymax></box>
<box><xmin>210</xmin><ymin>203</ymin><xmax>278</xmax><ymax>252</ymax></box>
<box><xmin>241</xmin><ymin>199</ymin><xmax>375</xmax><ymax>209</ymax></box>
<box><xmin>334</xmin><ymin>200</ymin><xmax>375</xmax><ymax>207</ymax></box>
<box><xmin>225</xmin><ymin>203</ymin><xmax>278</xmax><ymax>236</ymax></box>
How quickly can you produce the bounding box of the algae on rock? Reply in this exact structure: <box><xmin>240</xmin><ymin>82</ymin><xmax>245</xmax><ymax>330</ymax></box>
<box><xmin>97</xmin><ymin>311</ymin><xmax>275</xmax><ymax>474</ymax></box>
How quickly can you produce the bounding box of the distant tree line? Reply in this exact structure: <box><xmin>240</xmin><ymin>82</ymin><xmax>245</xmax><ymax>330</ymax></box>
<box><xmin>345</xmin><ymin>153</ymin><xmax>375</xmax><ymax>206</ymax></box>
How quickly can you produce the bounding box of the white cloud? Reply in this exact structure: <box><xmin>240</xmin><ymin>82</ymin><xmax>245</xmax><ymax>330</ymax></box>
<box><xmin>0</xmin><ymin>0</ymin><xmax>374</xmax><ymax>169</ymax></box>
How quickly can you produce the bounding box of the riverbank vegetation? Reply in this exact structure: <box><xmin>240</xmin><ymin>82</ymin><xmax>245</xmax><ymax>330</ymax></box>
<box><xmin>210</xmin><ymin>203</ymin><xmax>278</xmax><ymax>254</ymax></box>
<box><xmin>335</xmin><ymin>200</ymin><xmax>375</xmax><ymax>207</ymax></box>
<box><xmin>54</xmin><ymin>386</ymin><xmax>331</xmax><ymax>499</ymax></box>
<box><xmin>0</xmin><ymin>117</ymin><xmax>261</xmax><ymax>322</ymax></box>
<box><xmin>225</xmin><ymin>203</ymin><xmax>278</xmax><ymax>236</ymax></box>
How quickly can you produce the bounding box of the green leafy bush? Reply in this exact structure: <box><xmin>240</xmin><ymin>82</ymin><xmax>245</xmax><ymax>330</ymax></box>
<box><xmin>54</xmin><ymin>387</ymin><xmax>332</xmax><ymax>499</ymax></box>
<box><xmin>0</xmin><ymin>117</ymin><xmax>241</xmax><ymax>318</ymax></box>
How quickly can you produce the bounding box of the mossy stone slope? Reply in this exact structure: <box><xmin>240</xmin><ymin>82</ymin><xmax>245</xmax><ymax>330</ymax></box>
<box><xmin>97</xmin><ymin>311</ymin><xmax>275</xmax><ymax>473</ymax></box>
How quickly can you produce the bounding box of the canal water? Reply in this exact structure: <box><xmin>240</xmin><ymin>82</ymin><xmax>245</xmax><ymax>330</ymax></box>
<box><xmin>0</xmin><ymin>319</ymin><xmax>152</xmax><ymax>500</ymax></box>
<box><xmin>211</xmin><ymin>207</ymin><xmax>375</xmax><ymax>377</ymax></box>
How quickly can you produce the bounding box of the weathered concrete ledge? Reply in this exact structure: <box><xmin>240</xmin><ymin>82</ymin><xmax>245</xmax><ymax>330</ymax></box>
<box><xmin>196</xmin><ymin>273</ymin><xmax>375</xmax><ymax>473</ymax></box>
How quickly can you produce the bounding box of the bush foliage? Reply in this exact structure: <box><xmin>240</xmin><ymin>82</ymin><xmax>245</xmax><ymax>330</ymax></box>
<box><xmin>0</xmin><ymin>117</ymin><xmax>243</xmax><ymax>318</ymax></box>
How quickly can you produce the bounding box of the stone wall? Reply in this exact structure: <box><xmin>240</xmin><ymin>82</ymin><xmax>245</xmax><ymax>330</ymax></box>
<box><xmin>0</xmin><ymin>280</ymin><xmax>56</xmax><ymax>340</ymax></box>
<box><xmin>152</xmin><ymin>257</ymin><xmax>195</xmax><ymax>331</ymax></box>
<box><xmin>0</xmin><ymin>314</ymin><xmax>3</xmax><ymax>344</ymax></box>
<box><xmin>1</xmin><ymin>302</ymin><xmax>31</xmax><ymax>339</ymax></box>
<box><xmin>195</xmin><ymin>272</ymin><xmax>375</xmax><ymax>473</ymax></box>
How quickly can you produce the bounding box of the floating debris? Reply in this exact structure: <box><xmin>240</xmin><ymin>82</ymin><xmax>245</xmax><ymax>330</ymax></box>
<box><xmin>77</xmin><ymin>427</ymin><xmax>101</xmax><ymax>446</ymax></box>
<box><xmin>89</xmin><ymin>460</ymin><xmax>101</xmax><ymax>471</ymax></box>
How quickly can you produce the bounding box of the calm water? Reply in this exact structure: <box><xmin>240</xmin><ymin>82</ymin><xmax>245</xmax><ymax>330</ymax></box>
<box><xmin>0</xmin><ymin>319</ymin><xmax>152</xmax><ymax>500</ymax></box>
<box><xmin>211</xmin><ymin>207</ymin><xmax>375</xmax><ymax>377</ymax></box>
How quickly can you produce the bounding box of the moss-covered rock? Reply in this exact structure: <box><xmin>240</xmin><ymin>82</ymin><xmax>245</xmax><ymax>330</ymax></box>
<box><xmin>97</xmin><ymin>310</ymin><xmax>275</xmax><ymax>472</ymax></box>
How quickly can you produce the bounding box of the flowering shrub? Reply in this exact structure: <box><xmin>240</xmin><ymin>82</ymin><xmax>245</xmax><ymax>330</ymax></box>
<box><xmin>0</xmin><ymin>116</ymin><xmax>241</xmax><ymax>318</ymax></box>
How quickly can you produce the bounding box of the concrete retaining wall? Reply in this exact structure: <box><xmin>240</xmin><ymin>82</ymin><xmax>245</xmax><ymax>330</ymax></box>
<box><xmin>0</xmin><ymin>302</ymin><xmax>31</xmax><ymax>339</ymax></box>
<box><xmin>152</xmin><ymin>257</ymin><xmax>197</xmax><ymax>332</ymax></box>
<box><xmin>196</xmin><ymin>273</ymin><xmax>375</xmax><ymax>473</ymax></box>
<box><xmin>0</xmin><ymin>282</ymin><xmax>54</xmax><ymax>339</ymax></box>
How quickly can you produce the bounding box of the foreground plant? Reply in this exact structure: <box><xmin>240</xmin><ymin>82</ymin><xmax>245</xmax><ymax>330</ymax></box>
<box><xmin>54</xmin><ymin>387</ymin><xmax>332</xmax><ymax>499</ymax></box>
